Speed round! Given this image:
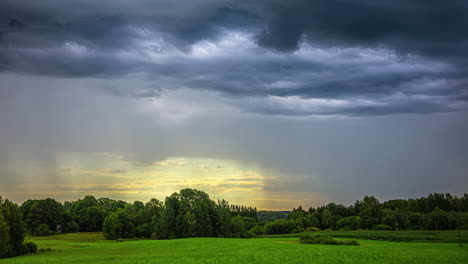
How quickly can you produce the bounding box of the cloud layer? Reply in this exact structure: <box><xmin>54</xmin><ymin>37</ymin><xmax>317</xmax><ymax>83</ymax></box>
<box><xmin>1</xmin><ymin>0</ymin><xmax>467</xmax><ymax>116</ymax></box>
<box><xmin>1</xmin><ymin>1</ymin><xmax>468</xmax><ymax>208</ymax></box>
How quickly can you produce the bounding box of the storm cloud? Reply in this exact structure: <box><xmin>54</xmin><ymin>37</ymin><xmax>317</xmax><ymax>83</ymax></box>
<box><xmin>1</xmin><ymin>0</ymin><xmax>467</xmax><ymax>116</ymax></box>
<box><xmin>1</xmin><ymin>1</ymin><xmax>467</xmax><ymax>207</ymax></box>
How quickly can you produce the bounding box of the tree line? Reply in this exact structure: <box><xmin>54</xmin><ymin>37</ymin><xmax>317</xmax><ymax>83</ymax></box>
<box><xmin>261</xmin><ymin>193</ymin><xmax>468</xmax><ymax>234</ymax></box>
<box><xmin>2</xmin><ymin>190</ymin><xmax>468</xmax><ymax>259</ymax></box>
<box><xmin>16</xmin><ymin>188</ymin><xmax>258</xmax><ymax>240</ymax></box>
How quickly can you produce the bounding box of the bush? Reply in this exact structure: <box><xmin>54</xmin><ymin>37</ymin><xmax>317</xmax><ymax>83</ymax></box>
<box><xmin>457</xmin><ymin>224</ymin><xmax>468</xmax><ymax>230</ymax></box>
<box><xmin>292</xmin><ymin>227</ymin><xmax>305</xmax><ymax>233</ymax></box>
<box><xmin>24</xmin><ymin>242</ymin><xmax>37</xmax><ymax>254</ymax></box>
<box><xmin>372</xmin><ymin>224</ymin><xmax>393</xmax><ymax>231</ymax></box>
<box><xmin>299</xmin><ymin>234</ymin><xmax>359</xmax><ymax>246</ymax></box>
<box><xmin>33</xmin><ymin>224</ymin><xmax>51</xmax><ymax>236</ymax></box>
<box><xmin>249</xmin><ymin>225</ymin><xmax>264</xmax><ymax>235</ymax></box>
<box><xmin>243</xmin><ymin>231</ymin><xmax>256</xmax><ymax>238</ymax></box>
<box><xmin>306</xmin><ymin>226</ymin><xmax>321</xmax><ymax>232</ymax></box>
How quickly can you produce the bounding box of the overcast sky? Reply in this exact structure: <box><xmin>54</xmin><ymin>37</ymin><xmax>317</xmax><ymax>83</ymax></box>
<box><xmin>1</xmin><ymin>0</ymin><xmax>467</xmax><ymax>209</ymax></box>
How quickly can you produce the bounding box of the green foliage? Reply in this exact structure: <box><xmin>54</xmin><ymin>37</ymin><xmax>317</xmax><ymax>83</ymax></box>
<box><xmin>226</xmin><ymin>216</ymin><xmax>248</xmax><ymax>238</ymax></box>
<box><xmin>256</xmin><ymin>211</ymin><xmax>289</xmax><ymax>222</ymax></box>
<box><xmin>67</xmin><ymin>196</ymin><xmax>106</xmax><ymax>232</ymax></box>
<box><xmin>0</xmin><ymin>211</ymin><xmax>11</xmax><ymax>258</ymax></box>
<box><xmin>336</xmin><ymin>216</ymin><xmax>361</xmax><ymax>230</ymax></box>
<box><xmin>102</xmin><ymin>202</ymin><xmax>150</xmax><ymax>240</ymax></box>
<box><xmin>299</xmin><ymin>233</ymin><xmax>359</xmax><ymax>245</ymax></box>
<box><xmin>355</xmin><ymin>196</ymin><xmax>381</xmax><ymax>229</ymax></box>
<box><xmin>249</xmin><ymin>225</ymin><xmax>264</xmax><ymax>235</ymax></box>
<box><xmin>24</xmin><ymin>242</ymin><xmax>37</xmax><ymax>254</ymax></box>
<box><xmin>373</xmin><ymin>224</ymin><xmax>393</xmax><ymax>231</ymax></box>
<box><xmin>32</xmin><ymin>224</ymin><xmax>52</xmax><ymax>236</ymax></box>
<box><xmin>292</xmin><ymin>193</ymin><xmax>468</xmax><ymax>232</ymax></box>
<box><xmin>321</xmin><ymin>209</ymin><xmax>334</xmax><ymax>229</ymax></box>
<box><xmin>136</xmin><ymin>223</ymin><xmax>152</xmax><ymax>238</ymax></box>
<box><xmin>0</xmin><ymin>196</ymin><xmax>27</xmax><ymax>257</ymax></box>
<box><xmin>102</xmin><ymin>212</ymin><xmax>122</xmax><ymax>240</ymax></box>
<box><xmin>306</xmin><ymin>226</ymin><xmax>321</xmax><ymax>232</ymax></box>
<box><xmin>21</xmin><ymin>198</ymin><xmax>63</xmax><ymax>234</ymax></box>
<box><xmin>264</xmin><ymin>220</ymin><xmax>297</xmax><ymax>234</ymax></box>
<box><xmin>63</xmin><ymin>221</ymin><xmax>79</xmax><ymax>233</ymax></box>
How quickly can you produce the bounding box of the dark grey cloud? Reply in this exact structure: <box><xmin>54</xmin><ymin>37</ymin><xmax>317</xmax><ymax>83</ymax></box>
<box><xmin>0</xmin><ymin>0</ymin><xmax>467</xmax><ymax>116</ymax></box>
<box><xmin>252</xmin><ymin>1</ymin><xmax>468</xmax><ymax>57</ymax></box>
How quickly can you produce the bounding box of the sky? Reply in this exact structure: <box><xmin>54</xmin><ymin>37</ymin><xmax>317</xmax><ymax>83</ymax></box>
<box><xmin>0</xmin><ymin>0</ymin><xmax>467</xmax><ymax>210</ymax></box>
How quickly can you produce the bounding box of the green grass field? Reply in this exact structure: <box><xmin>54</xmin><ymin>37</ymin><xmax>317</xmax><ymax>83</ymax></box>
<box><xmin>0</xmin><ymin>232</ymin><xmax>467</xmax><ymax>264</ymax></box>
<box><xmin>260</xmin><ymin>230</ymin><xmax>468</xmax><ymax>243</ymax></box>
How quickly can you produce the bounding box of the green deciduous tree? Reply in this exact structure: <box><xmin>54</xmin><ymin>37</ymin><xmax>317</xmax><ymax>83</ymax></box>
<box><xmin>0</xmin><ymin>211</ymin><xmax>11</xmax><ymax>258</ymax></box>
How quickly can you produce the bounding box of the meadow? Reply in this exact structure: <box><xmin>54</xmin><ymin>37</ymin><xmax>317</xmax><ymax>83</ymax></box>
<box><xmin>260</xmin><ymin>230</ymin><xmax>468</xmax><ymax>243</ymax></box>
<box><xmin>0</xmin><ymin>232</ymin><xmax>467</xmax><ymax>264</ymax></box>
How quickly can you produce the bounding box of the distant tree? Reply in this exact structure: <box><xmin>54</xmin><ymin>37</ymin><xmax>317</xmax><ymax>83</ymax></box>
<box><xmin>256</xmin><ymin>211</ymin><xmax>289</xmax><ymax>222</ymax></box>
<box><xmin>68</xmin><ymin>195</ymin><xmax>105</xmax><ymax>232</ymax></box>
<box><xmin>227</xmin><ymin>216</ymin><xmax>248</xmax><ymax>238</ymax></box>
<box><xmin>263</xmin><ymin>219</ymin><xmax>296</xmax><ymax>234</ymax></box>
<box><xmin>98</xmin><ymin>198</ymin><xmax>127</xmax><ymax>214</ymax></box>
<box><xmin>21</xmin><ymin>198</ymin><xmax>63</xmax><ymax>233</ymax></box>
<box><xmin>32</xmin><ymin>224</ymin><xmax>51</xmax><ymax>236</ymax></box>
<box><xmin>249</xmin><ymin>225</ymin><xmax>264</xmax><ymax>235</ymax></box>
<box><xmin>0</xmin><ymin>196</ymin><xmax>26</xmax><ymax>256</ymax></box>
<box><xmin>155</xmin><ymin>193</ymin><xmax>179</xmax><ymax>239</ymax></box>
<box><xmin>214</xmin><ymin>199</ymin><xmax>232</xmax><ymax>237</ymax></box>
<box><xmin>336</xmin><ymin>216</ymin><xmax>361</xmax><ymax>230</ymax></box>
<box><xmin>321</xmin><ymin>209</ymin><xmax>334</xmax><ymax>229</ymax></box>
<box><xmin>103</xmin><ymin>211</ymin><xmax>123</xmax><ymax>240</ymax></box>
<box><xmin>0</xmin><ymin>197</ymin><xmax>26</xmax><ymax>256</ymax></box>
<box><xmin>178</xmin><ymin>189</ymin><xmax>214</xmax><ymax>237</ymax></box>
<box><xmin>0</xmin><ymin>211</ymin><xmax>11</xmax><ymax>258</ymax></box>
<box><xmin>355</xmin><ymin>196</ymin><xmax>381</xmax><ymax>229</ymax></box>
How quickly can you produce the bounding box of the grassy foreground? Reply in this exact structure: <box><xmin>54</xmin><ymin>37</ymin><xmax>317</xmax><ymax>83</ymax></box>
<box><xmin>0</xmin><ymin>232</ymin><xmax>467</xmax><ymax>264</ymax></box>
<box><xmin>260</xmin><ymin>230</ymin><xmax>468</xmax><ymax>243</ymax></box>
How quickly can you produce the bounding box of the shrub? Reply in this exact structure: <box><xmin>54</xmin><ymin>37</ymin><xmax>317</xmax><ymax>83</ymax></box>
<box><xmin>299</xmin><ymin>234</ymin><xmax>359</xmax><ymax>246</ymax></box>
<box><xmin>243</xmin><ymin>231</ymin><xmax>256</xmax><ymax>238</ymax></box>
<box><xmin>339</xmin><ymin>227</ymin><xmax>351</xmax><ymax>231</ymax></box>
<box><xmin>306</xmin><ymin>226</ymin><xmax>321</xmax><ymax>232</ymax></box>
<box><xmin>33</xmin><ymin>224</ymin><xmax>51</xmax><ymax>236</ymax></box>
<box><xmin>372</xmin><ymin>224</ymin><xmax>393</xmax><ymax>231</ymax></box>
<box><xmin>292</xmin><ymin>227</ymin><xmax>305</xmax><ymax>233</ymax></box>
<box><xmin>249</xmin><ymin>225</ymin><xmax>264</xmax><ymax>235</ymax></box>
<box><xmin>24</xmin><ymin>242</ymin><xmax>37</xmax><ymax>254</ymax></box>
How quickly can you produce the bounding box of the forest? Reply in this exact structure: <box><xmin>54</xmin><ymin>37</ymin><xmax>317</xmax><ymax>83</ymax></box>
<box><xmin>1</xmin><ymin>190</ymin><xmax>468</xmax><ymax>259</ymax></box>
